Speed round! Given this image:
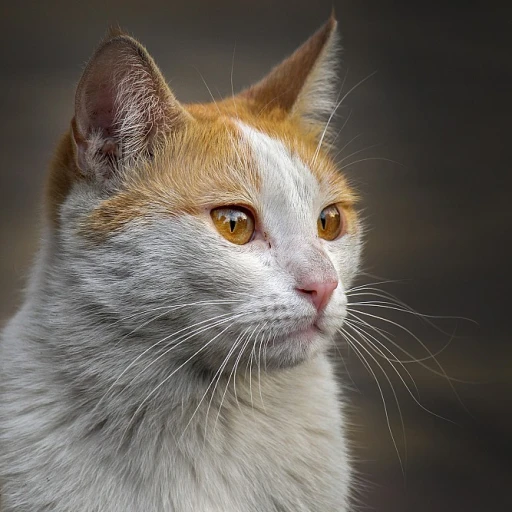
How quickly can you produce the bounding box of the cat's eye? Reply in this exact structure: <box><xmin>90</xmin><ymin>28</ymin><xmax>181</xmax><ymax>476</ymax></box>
<box><xmin>211</xmin><ymin>207</ymin><xmax>255</xmax><ymax>245</ymax></box>
<box><xmin>318</xmin><ymin>204</ymin><xmax>344</xmax><ymax>241</ymax></box>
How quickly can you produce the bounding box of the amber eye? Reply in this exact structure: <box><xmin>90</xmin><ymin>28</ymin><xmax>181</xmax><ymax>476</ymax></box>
<box><xmin>318</xmin><ymin>204</ymin><xmax>344</xmax><ymax>241</ymax></box>
<box><xmin>211</xmin><ymin>207</ymin><xmax>255</xmax><ymax>245</ymax></box>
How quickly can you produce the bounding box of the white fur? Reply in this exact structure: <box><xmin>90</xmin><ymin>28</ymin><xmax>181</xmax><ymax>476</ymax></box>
<box><xmin>0</xmin><ymin>121</ymin><xmax>361</xmax><ymax>511</ymax></box>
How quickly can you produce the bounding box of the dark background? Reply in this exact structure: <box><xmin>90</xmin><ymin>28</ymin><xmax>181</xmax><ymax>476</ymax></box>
<box><xmin>1</xmin><ymin>1</ymin><xmax>510</xmax><ymax>510</ymax></box>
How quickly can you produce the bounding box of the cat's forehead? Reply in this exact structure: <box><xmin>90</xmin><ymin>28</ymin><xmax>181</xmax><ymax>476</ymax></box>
<box><xmin>83</xmin><ymin>111</ymin><xmax>357</xmax><ymax>238</ymax></box>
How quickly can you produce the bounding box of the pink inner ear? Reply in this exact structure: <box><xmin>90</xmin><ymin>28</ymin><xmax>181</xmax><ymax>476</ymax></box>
<box><xmin>87</xmin><ymin>81</ymin><xmax>117</xmax><ymax>137</ymax></box>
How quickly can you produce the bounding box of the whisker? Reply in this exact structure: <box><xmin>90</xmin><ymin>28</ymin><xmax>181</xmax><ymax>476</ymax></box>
<box><xmin>332</xmin><ymin>337</ymin><xmax>361</xmax><ymax>393</ymax></box>
<box><xmin>339</xmin><ymin>156</ymin><xmax>405</xmax><ymax>170</ymax></box>
<box><xmin>118</xmin><ymin>320</ymin><xmax>238</xmax><ymax>452</ymax></box>
<box><xmin>348</xmin><ymin>291</ymin><xmax>476</xmax><ymax>334</ymax></box>
<box><xmin>231</xmin><ymin>330</ymin><xmax>254</xmax><ymax>414</ymax></box>
<box><xmin>112</xmin><ymin>299</ymin><xmax>244</xmax><ymax>348</ymax></box>
<box><xmin>346</xmin><ymin>278</ymin><xmax>406</xmax><ymax>294</ymax></box>
<box><xmin>344</xmin><ymin>319</ymin><xmax>457</xmax><ymax>425</ymax></box>
<box><xmin>180</xmin><ymin>326</ymin><xmax>251</xmax><ymax>446</ymax></box>
<box><xmin>256</xmin><ymin>323</ymin><xmax>271</xmax><ymax>412</ymax></box>
<box><xmin>337</xmin><ymin>143</ymin><xmax>382</xmax><ymax>165</ymax></box>
<box><xmin>93</xmin><ymin>310</ymin><xmax>240</xmax><ymax>412</ymax></box>
<box><xmin>311</xmin><ymin>70</ymin><xmax>377</xmax><ymax>167</ymax></box>
<box><xmin>202</xmin><ymin>328</ymin><xmax>251</xmax><ymax>444</ymax></box>
<box><xmin>212</xmin><ymin>324</ymin><xmax>262</xmax><ymax>434</ymax></box>
<box><xmin>125</xmin><ymin>312</ymin><xmax>248</xmax><ymax>393</ymax></box>
<box><xmin>346</xmin><ymin>315</ymin><xmax>454</xmax><ymax>364</ymax></box>
<box><xmin>331</xmin><ymin>132</ymin><xmax>361</xmax><ymax>162</ymax></box>
<box><xmin>344</xmin><ymin>317</ymin><xmax>420</xmax><ymax>398</ymax></box>
<box><xmin>311</xmin><ymin>68</ymin><xmax>348</xmax><ymax>162</ymax></box>
<box><xmin>338</xmin><ymin>326</ymin><xmax>406</xmax><ymax>476</ymax></box>
<box><xmin>348</xmin><ymin>308</ymin><xmax>470</xmax><ymax>413</ymax></box>
<box><xmin>263</xmin><ymin>328</ymin><xmax>278</xmax><ymax>373</ymax></box>
<box><xmin>242</xmin><ymin>323</ymin><xmax>263</xmax><ymax>412</ymax></box>
<box><xmin>328</xmin><ymin>109</ymin><xmax>353</xmax><ymax>149</ymax></box>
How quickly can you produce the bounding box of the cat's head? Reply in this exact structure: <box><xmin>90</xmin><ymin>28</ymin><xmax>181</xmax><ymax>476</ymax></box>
<box><xmin>47</xmin><ymin>16</ymin><xmax>361</xmax><ymax>372</ymax></box>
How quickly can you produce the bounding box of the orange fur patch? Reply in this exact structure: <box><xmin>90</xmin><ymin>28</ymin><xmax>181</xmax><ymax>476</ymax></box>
<box><xmin>46</xmin><ymin>129</ymin><xmax>82</xmax><ymax>226</ymax></box>
<box><xmin>48</xmin><ymin>100</ymin><xmax>358</xmax><ymax>239</ymax></box>
<box><xmin>80</xmin><ymin>114</ymin><xmax>260</xmax><ymax>240</ymax></box>
<box><xmin>46</xmin><ymin>16</ymin><xmax>358</xmax><ymax>238</ymax></box>
<box><xmin>99</xmin><ymin>108</ymin><xmax>355</xmax><ymax>238</ymax></box>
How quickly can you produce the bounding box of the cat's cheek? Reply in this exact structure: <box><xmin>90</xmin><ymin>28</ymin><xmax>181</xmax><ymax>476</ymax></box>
<box><xmin>326</xmin><ymin>235</ymin><xmax>362</xmax><ymax>286</ymax></box>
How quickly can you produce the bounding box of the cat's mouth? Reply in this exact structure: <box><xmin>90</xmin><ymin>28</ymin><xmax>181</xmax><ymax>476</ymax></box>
<box><xmin>285</xmin><ymin>322</ymin><xmax>324</xmax><ymax>343</ymax></box>
<box><xmin>283</xmin><ymin>309</ymin><xmax>344</xmax><ymax>343</ymax></box>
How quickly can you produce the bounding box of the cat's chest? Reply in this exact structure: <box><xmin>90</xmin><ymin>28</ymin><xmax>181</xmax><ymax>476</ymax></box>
<box><xmin>137</xmin><ymin>373</ymin><xmax>350</xmax><ymax>512</ymax></box>
<box><xmin>146</xmin><ymin>415</ymin><xmax>347</xmax><ymax>512</ymax></box>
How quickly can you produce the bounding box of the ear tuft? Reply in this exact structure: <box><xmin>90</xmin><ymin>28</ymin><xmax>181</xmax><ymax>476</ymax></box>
<box><xmin>106</xmin><ymin>24</ymin><xmax>128</xmax><ymax>39</ymax></box>
<box><xmin>241</xmin><ymin>16</ymin><xmax>340</xmax><ymax>127</ymax></box>
<box><xmin>73</xmin><ymin>33</ymin><xmax>188</xmax><ymax>185</ymax></box>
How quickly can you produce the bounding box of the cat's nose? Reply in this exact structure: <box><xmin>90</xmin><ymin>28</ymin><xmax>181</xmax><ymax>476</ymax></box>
<box><xmin>297</xmin><ymin>280</ymin><xmax>338</xmax><ymax>312</ymax></box>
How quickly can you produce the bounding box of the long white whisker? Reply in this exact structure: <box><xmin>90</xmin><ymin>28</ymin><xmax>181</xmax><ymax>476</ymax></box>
<box><xmin>344</xmin><ymin>319</ymin><xmax>456</xmax><ymax>425</ymax></box>
<box><xmin>348</xmin><ymin>308</ymin><xmax>470</xmax><ymax>412</ymax></box>
<box><xmin>331</xmin><ymin>133</ymin><xmax>361</xmax><ymax>162</ymax></box>
<box><xmin>113</xmin><ymin>299</ymin><xmax>243</xmax><ymax>348</ymax></box>
<box><xmin>348</xmin><ymin>293</ymin><xmax>476</xmax><ymax>337</ymax></box>
<box><xmin>339</xmin><ymin>326</ymin><xmax>406</xmax><ymax>476</ymax></box>
<box><xmin>212</xmin><ymin>324</ymin><xmax>260</xmax><ymax>434</ymax></box>
<box><xmin>180</xmin><ymin>326</ymin><xmax>251</xmax><ymax>446</ymax></box>
<box><xmin>347</xmin><ymin>314</ymin><xmax>453</xmax><ymax>364</ymax></box>
<box><xmin>93</xmin><ymin>310</ymin><xmax>239</xmax><ymax>412</ymax></box>
<box><xmin>256</xmin><ymin>323</ymin><xmax>270</xmax><ymax>412</ymax></box>
<box><xmin>328</xmin><ymin>109</ymin><xmax>353</xmax><ymax>148</ymax></box>
<box><xmin>337</xmin><ymin>143</ymin><xmax>382</xmax><ymax>165</ymax></box>
<box><xmin>312</xmin><ymin>71</ymin><xmax>377</xmax><ymax>166</ymax></box>
<box><xmin>202</xmin><ymin>327</ymin><xmax>252</xmax><ymax>445</ymax></box>
<box><xmin>339</xmin><ymin>156</ymin><xmax>405</xmax><ymax>169</ymax></box>
<box><xmin>126</xmin><ymin>313</ymin><xmax>247</xmax><ymax>392</ymax></box>
<box><xmin>118</xmin><ymin>321</ymin><xmax>237</xmax><ymax>452</ymax></box>
<box><xmin>232</xmin><ymin>328</ymin><xmax>258</xmax><ymax>414</ymax></box>
<box><xmin>344</xmin><ymin>317</ymin><xmax>420</xmax><ymax>398</ymax></box>
<box><xmin>311</xmin><ymin>67</ymin><xmax>349</xmax><ymax>165</ymax></box>
<box><xmin>346</xmin><ymin>279</ymin><xmax>405</xmax><ymax>294</ymax></box>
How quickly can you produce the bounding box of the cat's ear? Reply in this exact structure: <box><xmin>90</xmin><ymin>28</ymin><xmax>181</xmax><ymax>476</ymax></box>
<box><xmin>241</xmin><ymin>15</ymin><xmax>339</xmax><ymax>126</ymax></box>
<box><xmin>72</xmin><ymin>31</ymin><xmax>189</xmax><ymax>183</ymax></box>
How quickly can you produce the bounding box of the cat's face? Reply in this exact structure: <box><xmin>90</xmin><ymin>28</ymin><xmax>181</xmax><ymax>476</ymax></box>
<box><xmin>51</xmin><ymin>18</ymin><xmax>361</xmax><ymax>373</ymax></box>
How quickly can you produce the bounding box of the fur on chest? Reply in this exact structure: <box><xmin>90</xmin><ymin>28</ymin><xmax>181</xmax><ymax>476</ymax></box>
<box><xmin>0</xmin><ymin>354</ymin><xmax>350</xmax><ymax>512</ymax></box>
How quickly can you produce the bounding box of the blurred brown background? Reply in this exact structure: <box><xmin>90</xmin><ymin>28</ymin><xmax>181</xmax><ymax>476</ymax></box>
<box><xmin>1</xmin><ymin>1</ymin><xmax>511</xmax><ymax>510</ymax></box>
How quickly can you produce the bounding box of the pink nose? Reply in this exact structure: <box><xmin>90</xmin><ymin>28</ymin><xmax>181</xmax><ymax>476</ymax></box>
<box><xmin>297</xmin><ymin>280</ymin><xmax>338</xmax><ymax>312</ymax></box>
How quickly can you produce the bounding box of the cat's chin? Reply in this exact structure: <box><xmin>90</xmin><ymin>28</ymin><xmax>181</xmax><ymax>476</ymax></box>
<box><xmin>262</xmin><ymin>324</ymin><xmax>334</xmax><ymax>369</ymax></box>
<box><xmin>288</xmin><ymin>323</ymin><xmax>324</xmax><ymax>343</ymax></box>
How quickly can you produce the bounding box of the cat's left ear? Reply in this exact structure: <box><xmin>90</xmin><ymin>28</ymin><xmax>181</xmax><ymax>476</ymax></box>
<box><xmin>72</xmin><ymin>31</ymin><xmax>190</xmax><ymax>184</ymax></box>
<box><xmin>240</xmin><ymin>15</ymin><xmax>339</xmax><ymax>127</ymax></box>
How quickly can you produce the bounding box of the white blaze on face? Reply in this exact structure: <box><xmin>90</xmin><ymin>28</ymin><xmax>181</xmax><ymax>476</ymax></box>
<box><xmin>236</xmin><ymin>122</ymin><xmax>320</xmax><ymax>240</ymax></box>
<box><xmin>237</xmin><ymin>121</ymin><xmax>338</xmax><ymax>290</ymax></box>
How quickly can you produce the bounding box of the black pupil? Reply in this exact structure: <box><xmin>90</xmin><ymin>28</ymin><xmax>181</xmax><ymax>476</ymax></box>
<box><xmin>229</xmin><ymin>218</ymin><xmax>236</xmax><ymax>232</ymax></box>
<box><xmin>320</xmin><ymin>211</ymin><xmax>327</xmax><ymax>230</ymax></box>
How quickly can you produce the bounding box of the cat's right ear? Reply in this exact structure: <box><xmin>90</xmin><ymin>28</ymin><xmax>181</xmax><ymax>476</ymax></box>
<box><xmin>72</xmin><ymin>32</ymin><xmax>190</xmax><ymax>184</ymax></box>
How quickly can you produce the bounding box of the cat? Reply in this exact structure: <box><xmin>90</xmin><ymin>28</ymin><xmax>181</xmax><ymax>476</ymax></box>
<box><xmin>0</xmin><ymin>15</ymin><xmax>362</xmax><ymax>512</ymax></box>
